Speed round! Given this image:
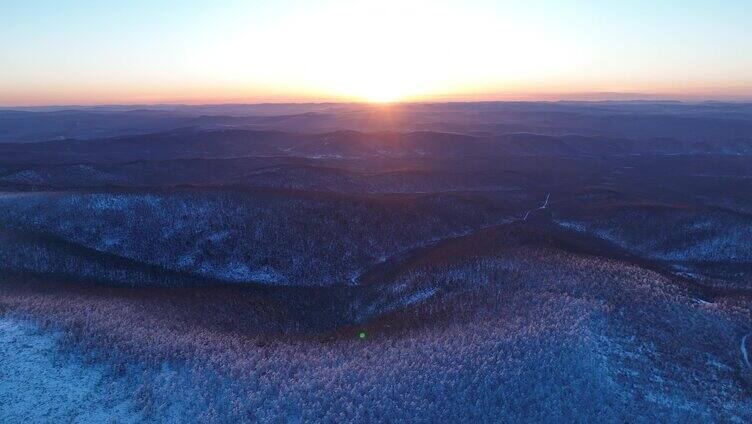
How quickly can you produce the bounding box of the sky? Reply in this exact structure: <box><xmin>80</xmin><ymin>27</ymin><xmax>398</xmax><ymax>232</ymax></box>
<box><xmin>1</xmin><ymin>0</ymin><xmax>751</xmax><ymax>105</ymax></box>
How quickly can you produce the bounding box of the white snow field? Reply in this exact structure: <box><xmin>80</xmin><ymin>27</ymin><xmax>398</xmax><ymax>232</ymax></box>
<box><xmin>0</xmin><ymin>316</ymin><xmax>146</xmax><ymax>423</ymax></box>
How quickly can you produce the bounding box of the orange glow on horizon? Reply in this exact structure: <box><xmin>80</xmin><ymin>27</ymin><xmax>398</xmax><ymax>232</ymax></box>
<box><xmin>2</xmin><ymin>81</ymin><xmax>752</xmax><ymax>107</ymax></box>
<box><xmin>2</xmin><ymin>1</ymin><xmax>751</xmax><ymax>107</ymax></box>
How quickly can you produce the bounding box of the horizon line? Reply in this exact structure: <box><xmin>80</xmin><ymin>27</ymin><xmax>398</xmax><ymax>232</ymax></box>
<box><xmin>3</xmin><ymin>97</ymin><xmax>752</xmax><ymax>109</ymax></box>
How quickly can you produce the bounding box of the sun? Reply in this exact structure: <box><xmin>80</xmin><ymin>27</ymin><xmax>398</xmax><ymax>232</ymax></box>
<box><xmin>353</xmin><ymin>80</ymin><xmax>410</xmax><ymax>103</ymax></box>
<box><xmin>363</xmin><ymin>91</ymin><xmax>400</xmax><ymax>103</ymax></box>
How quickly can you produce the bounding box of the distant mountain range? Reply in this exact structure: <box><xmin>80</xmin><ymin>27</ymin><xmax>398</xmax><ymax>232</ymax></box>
<box><xmin>2</xmin><ymin>101</ymin><xmax>752</xmax><ymax>142</ymax></box>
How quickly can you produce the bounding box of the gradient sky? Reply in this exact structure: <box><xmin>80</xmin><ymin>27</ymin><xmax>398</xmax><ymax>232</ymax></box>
<box><xmin>2</xmin><ymin>0</ymin><xmax>751</xmax><ymax>105</ymax></box>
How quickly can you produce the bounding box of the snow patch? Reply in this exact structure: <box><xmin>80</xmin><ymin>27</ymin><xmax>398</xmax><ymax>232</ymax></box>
<box><xmin>556</xmin><ymin>220</ymin><xmax>587</xmax><ymax>233</ymax></box>
<box><xmin>0</xmin><ymin>316</ymin><xmax>142</xmax><ymax>423</ymax></box>
<box><xmin>1</xmin><ymin>170</ymin><xmax>47</xmax><ymax>184</ymax></box>
<box><xmin>400</xmin><ymin>287</ymin><xmax>438</xmax><ymax>307</ymax></box>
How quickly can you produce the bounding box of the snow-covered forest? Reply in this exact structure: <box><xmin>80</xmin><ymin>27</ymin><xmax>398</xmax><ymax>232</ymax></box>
<box><xmin>2</xmin><ymin>101</ymin><xmax>752</xmax><ymax>422</ymax></box>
